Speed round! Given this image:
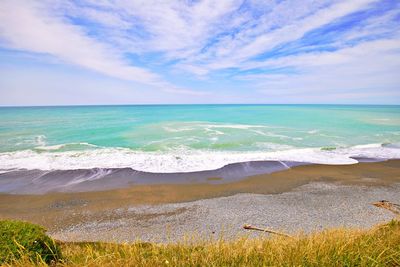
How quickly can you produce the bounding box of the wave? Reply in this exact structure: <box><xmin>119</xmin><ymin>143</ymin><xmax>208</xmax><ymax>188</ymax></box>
<box><xmin>158</xmin><ymin>121</ymin><xmax>278</xmax><ymax>134</ymax></box>
<box><xmin>0</xmin><ymin>143</ymin><xmax>399</xmax><ymax>173</ymax></box>
<box><xmin>35</xmin><ymin>135</ymin><xmax>47</xmax><ymax>146</ymax></box>
<box><xmin>34</xmin><ymin>142</ymin><xmax>100</xmax><ymax>152</ymax></box>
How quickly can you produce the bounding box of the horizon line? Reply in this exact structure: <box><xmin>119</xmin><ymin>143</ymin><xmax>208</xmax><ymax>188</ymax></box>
<box><xmin>1</xmin><ymin>103</ymin><xmax>399</xmax><ymax>108</ymax></box>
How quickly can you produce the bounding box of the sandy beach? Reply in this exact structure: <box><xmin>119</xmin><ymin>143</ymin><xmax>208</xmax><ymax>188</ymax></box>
<box><xmin>0</xmin><ymin>160</ymin><xmax>399</xmax><ymax>243</ymax></box>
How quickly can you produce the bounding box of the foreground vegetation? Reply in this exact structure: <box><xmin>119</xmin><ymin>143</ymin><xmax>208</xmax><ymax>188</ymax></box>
<box><xmin>0</xmin><ymin>220</ymin><xmax>61</xmax><ymax>265</ymax></box>
<box><xmin>1</xmin><ymin>220</ymin><xmax>400</xmax><ymax>266</ymax></box>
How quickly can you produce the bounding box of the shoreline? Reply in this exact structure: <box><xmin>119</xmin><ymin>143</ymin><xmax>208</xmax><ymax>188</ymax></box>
<box><xmin>0</xmin><ymin>160</ymin><xmax>307</xmax><ymax>194</ymax></box>
<box><xmin>0</xmin><ymin>160</ymin><xmax>399</xmax><ymax>242</ymax></box>
<box><xmin>0</xmin><ymin>158</ymin><xmax>398</xmax><ymax>195</ymax></box>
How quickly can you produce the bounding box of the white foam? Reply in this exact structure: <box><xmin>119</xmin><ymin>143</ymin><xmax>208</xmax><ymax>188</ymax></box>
<box><xmin>162</xmin><ymin>122</ymin><xmax>269</xmax><ymax>132</ymax></box>
<box><xmin>34</xmin><ymin>142</ymin><xmax>99</xmax><ymax>151</ymax></box>
<box><xmin>352</xmin><ymin>143</ymin><xmax>382</xmax><ymax>149</ymax></box>
<box><xmin>35</xmin><ymin>135</ymin><xmax>47</xmax><ymax>146</ymax></box>
<box><xmin>65</xmin><ymin>169</ymin><xmax>113</xmax><ymax>186</ymax></box>
<box><xmin>250</xmin><ymin>130</ymin><xmax>292</xmax><ymax>139</ymax></box>
<box><xmin>205</xmin><ymin>124</ymin><xmax>267</xmax><ymax>129</ymax></box>
<box><xmin>0</xmin><ymin>144</ymin><xmax>399</xmax><ymax>173</ymax></box>
<box><xmin>162</xmin><ymin>126</ymin><xmax>194</xmax><ymax>132</ymax></box>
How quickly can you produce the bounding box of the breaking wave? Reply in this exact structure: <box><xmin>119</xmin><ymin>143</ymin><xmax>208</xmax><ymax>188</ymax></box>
<box><xmin>0</xmin><ymin>143</ymin><xmax>399</xmax><ymax>173</ymax></box>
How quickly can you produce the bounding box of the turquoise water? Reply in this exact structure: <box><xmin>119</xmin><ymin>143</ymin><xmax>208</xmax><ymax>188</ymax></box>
<box><xmin>0</xmin><ymin>105</ymin><xmax>399</xmax><ymax>172</ymax></box>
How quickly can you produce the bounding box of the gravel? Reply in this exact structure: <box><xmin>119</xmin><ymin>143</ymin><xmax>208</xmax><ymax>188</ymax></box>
<box><xmin>52</xmin><ymin>182</ymin><xmax>400</xmax><ymax>243</ymax></box>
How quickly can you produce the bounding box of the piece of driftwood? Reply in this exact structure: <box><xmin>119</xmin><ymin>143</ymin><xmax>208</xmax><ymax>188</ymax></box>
<box><xmin>372</xmin><ymin>200</ymin><xmax>400</xmax><ymax>217</ymax></box>
<box><xmin>243</xmin><ymin>224</ymin><xmax>292</xmax><ymax>237</ymax></box>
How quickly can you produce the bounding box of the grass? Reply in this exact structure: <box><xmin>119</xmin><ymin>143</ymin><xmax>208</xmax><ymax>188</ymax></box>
<box><xmin>0</xmin><ymin>220</ymin><xmax>61</xmax><ymax>265</ymax></box>
<box><xmin>3</xmin><ymin>220</ymin><xmax>400</xmax><ymax>266</ymax></box>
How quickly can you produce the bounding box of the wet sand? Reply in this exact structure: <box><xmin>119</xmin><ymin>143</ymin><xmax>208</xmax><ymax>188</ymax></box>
<box><xmin>0</xmin><ymin>160</ymin><xmax>399</xmax><ymax>242</ymax></box>
<box><xmin>0</xmin><ymin>160</ymin><xmax>305</xmax><ymax>194</ymax></box>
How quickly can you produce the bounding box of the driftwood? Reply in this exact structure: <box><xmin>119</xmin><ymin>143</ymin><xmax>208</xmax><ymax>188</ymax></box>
<box><xmin>244</xmin><ymin>200</ymin><xmax>399</xmax><ymax>238</ymax></box>
<box><xmin>243</xmin><ymin>224</ymin><xmax>292</xmax><ymax>238</ymax></box>
<box><xmin>372</xmin><ymin>200</ymin><xmax>400</xmax><ymax>217</ymax></box>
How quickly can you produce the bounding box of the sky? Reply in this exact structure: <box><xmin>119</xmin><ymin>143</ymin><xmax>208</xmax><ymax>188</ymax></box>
<box><xmin>0</xmin><ymin>0</ymin><xmax>399</xmax><ymax>105</ymax></box>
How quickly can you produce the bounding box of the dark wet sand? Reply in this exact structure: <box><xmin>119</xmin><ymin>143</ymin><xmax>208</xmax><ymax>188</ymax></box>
<box><xmin>0</xmin><ymin>160</ymin><xmax>399</xmax><ymax>236</ymax></box>
<box><xmin>0</xmin><ymin>160</ymin><xmax>305</xmax><ymax>194</ymax></box>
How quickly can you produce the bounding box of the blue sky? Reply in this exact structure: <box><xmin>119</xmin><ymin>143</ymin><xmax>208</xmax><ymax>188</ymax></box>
<box><xmin>0</xmin><ymin>0</ymin><xmax>399</xmax><ymax>105</ymax></box>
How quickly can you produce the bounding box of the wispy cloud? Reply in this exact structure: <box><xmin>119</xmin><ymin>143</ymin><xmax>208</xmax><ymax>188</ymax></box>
<box><xmin>0</xmin><ymin>0</ymin><xmax>399</xmax><ymax>104</ymax></box>
<box><xmin>183</xmin><ymin>0</ymin><xmax>381</xmax><ymax>72</ymax></box>
<box><xmin>238</xmin><ymin>38</ymin><xmax>400</xmax><ymax>102</ymax></box>
<box><xmin>0</xmin><ymin>0</ymin><xmax>204</xmax><ymax>95</ymax></box>
<box><xmin>0</xmin><ymin>1</ymin><xmax>158</xmax><ymax>83</ymax></box>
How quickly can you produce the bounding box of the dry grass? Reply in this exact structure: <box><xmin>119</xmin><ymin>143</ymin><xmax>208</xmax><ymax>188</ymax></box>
<box><xmin>5</xmin><ymin>220</ymin><xmax>400</xmax><ymax>266</ymax></box>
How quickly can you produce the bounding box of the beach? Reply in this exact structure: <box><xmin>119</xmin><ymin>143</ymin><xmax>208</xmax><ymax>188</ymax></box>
<box><xmin>0</xmin><ymin>105</ymin><xmax>399</xmax><ymax>243</ymax></box>
<box><xmin>1</xmin><ymin>160</ymin><xmax>399</xmax><ymax>243</ymax></box>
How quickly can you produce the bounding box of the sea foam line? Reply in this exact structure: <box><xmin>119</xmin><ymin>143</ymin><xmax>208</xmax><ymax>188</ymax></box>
<box><xmin>0</xmin><ymin>144</ymin><xmax>399</xmax><ymax>173</ymax></box>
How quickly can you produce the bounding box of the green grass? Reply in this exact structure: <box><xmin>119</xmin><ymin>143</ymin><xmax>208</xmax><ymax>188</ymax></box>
<box><xmin>0</xmin><ymin>220</ymin><xmax>61</xmax><ymax>265</ymax></box>
<box><xmin>2</xmin><ymin>220</ymin><xmax>400</xmax><ymax>266</ymax></box>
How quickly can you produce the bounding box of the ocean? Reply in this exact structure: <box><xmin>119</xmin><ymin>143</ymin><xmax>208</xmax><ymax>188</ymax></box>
<box><xmin>0</xmin><ymin>104</ymin><xmax>399</xmax><ymax>175</ymax></box>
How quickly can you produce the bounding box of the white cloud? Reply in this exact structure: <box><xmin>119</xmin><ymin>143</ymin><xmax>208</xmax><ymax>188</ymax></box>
<box><xmin>0</xmin><ymin>0</ymin><xmax>205</xmax><ymax>96</ymax></box>
<box><xmin>242</xmin><ymin>38</ymin><xmax>400</xmax><ymax>101</ymax></box>
<box><xmin>0</xmin><ymin>1</ymin><xmax>158</xmax><ymax>83</ymax></box>
<box><xmin>187</xmin><ymin>0</ymin><xmax>379</xmax><ymax>73</ymax></box>
<box><xmin>65</xmin><ymin>0</ymin><xmax>243</xmax><ymax>59</ymax></box>
<box><xmin>0</xmin><ymin>0</ymin><xmax>399</xmax><ymax>104</ymax></box>
<box><xmin>242</xmin><ymin>38</ymin><xmax>400</xmax><ymax>70</ymax></box>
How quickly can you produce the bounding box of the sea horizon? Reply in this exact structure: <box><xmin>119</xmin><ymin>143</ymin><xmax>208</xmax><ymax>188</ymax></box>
<box><xmin>1</xmin><ymin>103</ymin><xmax>399</xmax><ymax>108</ymax></box>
